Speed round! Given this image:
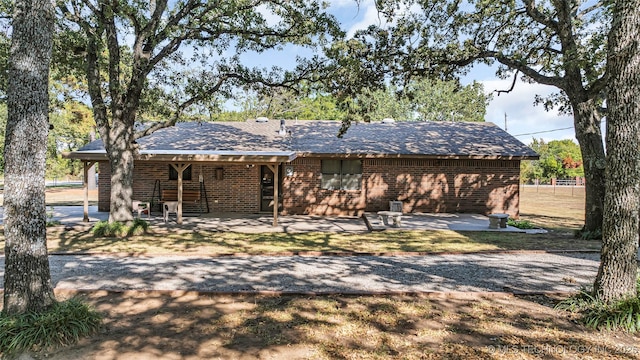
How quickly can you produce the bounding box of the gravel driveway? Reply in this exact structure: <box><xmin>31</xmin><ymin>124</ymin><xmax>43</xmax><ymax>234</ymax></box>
<box><xmin>0</xmin><ymin>252</ymin><xmax>601</xmax><ymax>294</ymax></box>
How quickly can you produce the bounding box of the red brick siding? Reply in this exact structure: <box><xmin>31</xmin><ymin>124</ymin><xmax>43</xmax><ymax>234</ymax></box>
<box><xmin>281</xmin><ymin>158</ymin><xmax>366</xmax><ymax>216</ymax></box>
<box><xmin>98</xmin><ymin>162</ymin><xmax>260</xmax><ymax>213</ymax></box>
<box><xmin>280</xmin><ymin>158</ymin><xmax>520</xmax><ymax>217</ymax></box>
<box><xmin>98</xmin><ymin>158</ymin><xmax>521</xmax><ymax>217</ymax></box>
<box><xmin>97</xmin><ymin>161</ymin><xmax>110</xmax><ymax>212</ymax></box>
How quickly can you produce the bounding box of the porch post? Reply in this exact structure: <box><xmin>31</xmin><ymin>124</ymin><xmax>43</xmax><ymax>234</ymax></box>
<box><xmin>83</xmin><ymin>161</ymin><xmax>95</xmax><ymax>222</ymax></box>
<box><xmin>171</xmin><ymin>163</ymin><xmax>189</xmax><ymax>224</ymax></box>
<box><xmin>267</xmin><ymin>163</ymin><xmax>280</xmax><ymax>227</ymax></box>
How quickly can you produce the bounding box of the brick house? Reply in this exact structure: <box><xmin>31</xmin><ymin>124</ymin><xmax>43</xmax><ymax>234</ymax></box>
<box><xmin>66</xmin><ymin>119</ymin><xmax>538</xmax><ymax>223</ymax></box>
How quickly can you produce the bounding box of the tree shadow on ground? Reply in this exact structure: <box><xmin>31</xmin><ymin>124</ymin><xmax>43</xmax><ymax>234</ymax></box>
<box><xmin>22</xmin><ymin>291</ymin><xmax>640</xmax><ymax>360</ymax></box>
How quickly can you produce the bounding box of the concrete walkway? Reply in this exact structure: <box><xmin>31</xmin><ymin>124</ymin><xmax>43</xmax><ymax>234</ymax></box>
<box><xmin>0</xmin><ymin>252</ymin><xmax>599</xmax><ymax>294</ymax></box>
<box><xmin>1</xmin><ymin>206</ymin><xmax>540</xmax><ymax>233</ymax></box>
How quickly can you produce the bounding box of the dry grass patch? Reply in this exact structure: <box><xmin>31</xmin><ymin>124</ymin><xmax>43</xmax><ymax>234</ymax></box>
<box><xmin>0</xmin><ymin>184</ymin><xmax>600</xmax><ymax>255</ymax></box>
<box><xmin>33</xmin><ymin>291</ymin><xmax>640</xmax><ymax>360</ymax></box>
<box><xmin>16</xmin><ymin>226</ymin><xmax>600</xmax><ymax>255</ymax></box>
<box><xmin>0</xmin><ymin>186</ymin><xmax>99</xmax><ymax>206</ymax></box>
<box><xmin>519</xmin><ymin>185</ymin><xmax>586</xmax><ymax>232</ymax></box>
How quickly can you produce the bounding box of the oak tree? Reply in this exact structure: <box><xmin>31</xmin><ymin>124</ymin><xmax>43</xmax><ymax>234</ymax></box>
<box><xmin>593</xmin><ymin>0</ymin><xmax>640</xmax><ymax>302</ymax></box>
<box><xmin>3</xmin><ymin>0</ymin><xmax>56</xmax><ymax>314</ymax></box>
<box><xmin>353</xmin><ymin>79</ymin><xmax>491</xmax><ymax>122</ymax></box>
<box><xmin>57</xmin><ymin>0</ymin><xmax>341</xmax><ymax>222</ymax></box>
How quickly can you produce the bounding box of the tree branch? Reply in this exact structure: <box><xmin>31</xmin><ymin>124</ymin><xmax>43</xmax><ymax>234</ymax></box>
<box><xmin>134</xmin><ymin>73</ymin><xmax>239</xmax><ymax>140</ymax></box>
<box><xmin>85</xmin><ymin>33</ymin><xmax>110</xmax><ymax>143</ymax></box>
<box><xmin>521</xmin><ymin>0</ymin><xmax>559</xmax><ymax>31</ymax></box>
<box><xmin>577</xmin><ymin>0</ymin><xmax>604</xmax><ymax>20</ymax></box>
<box><xmin>588</xmin><ymin>72</ymin><xmax>608</xmax><ymax>98</ymax></box>
<box><xmin>490</xmin><ymin>51</ymin><xmax>565</xmax><ymax>89</ymax></box>
<box><xmin>495</xmin><ymin>70</ymin><xmax>520</xmax><ymax>95</ymax></box>
<box><xmin>100</xmin><ymin>1</ymin><xmax>124</xmax><ymax>121</ymax></box>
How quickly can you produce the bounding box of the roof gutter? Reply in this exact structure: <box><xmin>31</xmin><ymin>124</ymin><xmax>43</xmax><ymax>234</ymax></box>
<box><xmin>62</xmin><ymin>150</ymin><xmax>298</xmax><ymax>163</ymax></box>
<box><xmin>293</xmin><ymin>152</ymin><xmax>540</xmax><ymax>161</ymax></box>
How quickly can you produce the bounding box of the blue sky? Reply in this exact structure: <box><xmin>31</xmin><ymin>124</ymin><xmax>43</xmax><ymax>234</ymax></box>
<box><xmin>465</xmin><ymin>66</ymin><xmax>577</xmax><ymax>144</ymax></box>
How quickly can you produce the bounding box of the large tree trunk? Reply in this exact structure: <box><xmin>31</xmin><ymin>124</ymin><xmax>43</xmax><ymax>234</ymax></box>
<box><xmin>3</xmin><ymin>0</ymin><xmax>56</xmax><ymax>315</ymax></box>
<box><xmin>572</xmin><ymin>100</ymin><xmax>606</xmax><ymax>234</ymax></box>
<box><xmin>593</xmin><ymin>0</ymin><xmax>640</xmax><ymax>303</ymax></box>
<box><xmin>106</xmin><ymin>120</ymin><xmax>135</xmax><ymax>223</ymax></box>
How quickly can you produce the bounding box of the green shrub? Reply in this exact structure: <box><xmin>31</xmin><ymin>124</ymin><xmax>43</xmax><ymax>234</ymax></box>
<box><xmin>128</xmin><ymin>218</ymin><xmax>149</xmax><ymax>236</ymax></box>
<box><xmin>0</xmin><ymin>298</ymin><xmax>102</xmax><ymax>357</ymax></box>
<box><xmin>506</xmin><ymin>218</ymin><xmax>537</xmax><ymax>229</ymax></box>
<box><xmin>556</xmin><ymin>278</ymin><xmax>640</xmax><ymax>332</ymax></box>
<box><xmin>46</xmin><ymin>207</ymin><xmax>61</xmax><ymax>227</ymax></box>
<box><xmin>581</xmin><ymin>297</ymin><xmax>640</xmax><ymax>332</ymax></box>
<box><xmin>92</xmin><ymin>220</ymin><xmax>126</xmax><ymax>237</ymax></box>
<box><xmin>46</xmin><ymin>220</ymin><xmax>61</xmax><ymax>227</ymax></box>
<box><xmin>555</xmin><ymin>289</ymin><xmax>597</xmax><ymax>312</ymax></box>
<box><xmin>92</xmin><ymin>219</ymin><xmax>149</xmax><ymax>237</ymax></box>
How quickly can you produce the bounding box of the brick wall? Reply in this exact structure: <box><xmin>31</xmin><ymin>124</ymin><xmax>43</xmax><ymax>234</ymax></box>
<box><xmin>98</xmin><ymin>162</ymin><xmax>260</xmax><ymax>213</ymax></box>
<box><xmin>98</xmin><ymin>158</ymin><xmax>521</xmax><ymax>217</ymax></box>
<box><xmin>97</xmin><ymin>161</ymin><xmax>110</xmax><ymax>212</ymax></box>
<box><xmin>280</xmin><ymin>158</ymin><xmax>521</xmax><ymax>217</ymax></box>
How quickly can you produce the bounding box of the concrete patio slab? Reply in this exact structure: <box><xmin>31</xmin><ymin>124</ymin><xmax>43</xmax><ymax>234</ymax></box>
<box><xmin>0</xmin><ymin>206</ymin><xmax>545</xmax><ymax>234</ymax></box>
<box><xmin>364</xmin><ymin>212</ymin><xmax>538</xmax><ymax>233</ymax></box>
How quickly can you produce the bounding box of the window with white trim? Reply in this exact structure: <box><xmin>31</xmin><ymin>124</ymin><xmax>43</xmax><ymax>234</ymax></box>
<box><xmin>321</xmin><ymin>159</ymin><xmax>362</xmax><ymax>190</ymax></box>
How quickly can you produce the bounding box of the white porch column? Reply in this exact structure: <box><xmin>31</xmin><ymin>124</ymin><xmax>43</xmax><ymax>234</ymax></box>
<box><xmin>170</xmin><ymin>163</ymin><xmax>189</xmax><ymax>224</ymax></box>
<box><xmin>83</xmin><ymin>161</ymin><xmax>96</xmax><ymax>222</ymax></box>
<box><xmin>267</xmin><ymin>163</ymin><xmax>280</xmax><ymax>227</ymax></box>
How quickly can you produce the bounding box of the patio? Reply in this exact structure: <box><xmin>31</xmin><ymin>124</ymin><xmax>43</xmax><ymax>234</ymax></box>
<box><xmin>23</xmin><ymin>206</ymin><xmax>539</xmax><ymax>234</ymax></box>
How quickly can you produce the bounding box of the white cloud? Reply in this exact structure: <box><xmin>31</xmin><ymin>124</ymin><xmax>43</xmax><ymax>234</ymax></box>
<box><xmin>343</xmin><ymin>2</ymin><xmax>385</xmax><ymax>37</ymax></box>
<box><xmin>329</xmin><ymin>0</ymin><xmax>420</xmax><ymax>38</ymax></box>
<box><xmin>480</xmin><ymin>79</ymin><xmax>577</xmax><ymax>143</ymax></box>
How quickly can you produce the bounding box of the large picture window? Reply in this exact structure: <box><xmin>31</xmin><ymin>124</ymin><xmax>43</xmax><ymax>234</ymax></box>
<box><xmin>169</xmin><ymin>164</ymin><xmax>192</xmax><ymax>181</ymax></box>
<box><xmin>321</xmin><ymin>159</ymin><xmax>362</xmax><ymax>190</ymax></box>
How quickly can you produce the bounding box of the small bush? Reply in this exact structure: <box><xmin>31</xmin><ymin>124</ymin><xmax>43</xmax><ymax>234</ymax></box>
<box><xmin>0</xmin><ymin>298</ymin><xmax>102</xmax><ymax>357</ymax></box>
<box><xmin>128</xmin><ymin>218</ymin><xmax>149</xmax><ymax>236</ymax></box>
<box><xmin>582</xmin><ymin>297</ymin><xmax>640</xmax><ymax>332</ymax></box>
<box><xmin>92</xmin><ymin>219</ymin><xmax>149</xmax><ymax>237</ymax></box>
<box><xmin>555</xmin><ymin>289</ymin><xmax>597</xmax><ymax>312</ymax></box>
<box><xmin>506</xmin><ymin>218</ymin><xmax>537</xmax><ymax>229</ymax></box>
<box><xmin>46</xmin><ymin>207</ymin><xmax>61</xmax><ymax>227</ymax></box>
<box><xmin>92</xmin><ymin>220</ymin><xmax>126</xmax><ymax>237</ymax></box>
<box><xmin>556</xmin><ymin>278</ymin><xmax>640</xmax><ymax>332</ymax></box>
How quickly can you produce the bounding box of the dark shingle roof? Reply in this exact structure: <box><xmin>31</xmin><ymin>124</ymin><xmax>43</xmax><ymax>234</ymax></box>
<box><xmin>74</xmin><ymin>119</ymin><xmax>538</xmax><ymax>159</ymax></box>
<box><xmin>288</xmin><ymin>120</ymin><xmax>537</xmax><ymax>158</ymax></box>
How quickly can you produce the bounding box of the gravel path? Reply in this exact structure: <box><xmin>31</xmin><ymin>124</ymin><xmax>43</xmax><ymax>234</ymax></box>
<box><xmin>0</xmin><ymin>252</ymin><xmax>600</xmax><ymax>293</ymax></box>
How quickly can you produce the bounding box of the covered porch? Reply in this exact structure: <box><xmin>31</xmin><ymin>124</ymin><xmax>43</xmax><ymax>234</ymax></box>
<box><xmin>65</xmin><ymin>150</ymin><xmax>297</xmax><ymax>227</ymax></box>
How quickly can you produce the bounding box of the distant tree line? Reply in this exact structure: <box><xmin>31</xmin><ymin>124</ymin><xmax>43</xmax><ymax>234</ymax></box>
<box><xmin>214</xmin><ymin>80</ymin><xmax>489</xmax><ymax>122</ymax></box>
<box><xmin>520</xmin><ymin>139</ymin><xmax>584</xmax><ymax>184</ymax></box>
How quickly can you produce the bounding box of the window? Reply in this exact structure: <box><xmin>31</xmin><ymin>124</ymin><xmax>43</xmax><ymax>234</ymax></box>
<box><xmin>321</xmin><ymin>159</ymin><xmax>362</xmax><ymax>190</ymax></box>
<box><xmin>169</xmin><ymin>164</ymin><xmax>192</xmax><ymax>181</ymax></box>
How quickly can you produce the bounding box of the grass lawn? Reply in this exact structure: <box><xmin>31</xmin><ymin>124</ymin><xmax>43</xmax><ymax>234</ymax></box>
<box><xmin>42</xmin><ymin>227</ymin><xmax>601</xmax><ymax>255</ymax></box>
<box><xmin>1</xmin><ymin>184</ymin><xmax>601</xmax><ymax>255</ymax></box>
